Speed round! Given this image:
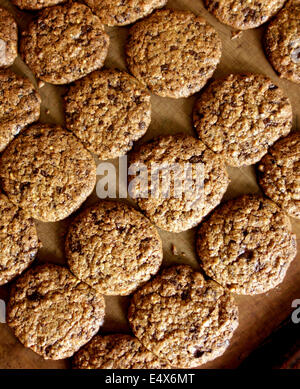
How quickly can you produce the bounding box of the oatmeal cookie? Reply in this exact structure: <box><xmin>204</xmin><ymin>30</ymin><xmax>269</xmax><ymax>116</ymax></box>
<box><xmin>193</xmin><ymin>74</ymin><xmax>292</xmax><ymax>167</ymax></box>
<box><xmin>0</xmin><ymin>123</ymin><xmax>96</xmax><ymax>222</ymax></box>
<box><xmin>0</xmin><ymin>193</ymin><xmax>39</xmax><ymax>286</ymax></box>
<box><xmin>128</xmin><ymin>134</ymin><xmax>229</xmax><ymax>233</ymax></box>
<box><xmin>20</xmin><ymin>2</ymin><xmax>109</xmax><ymax>85</ymax></box>
<box><xmin>66</xmin><ymin>201</ymin><xmax>163</xmax><ymax>296</ymax></box>
<box><xmin>7</xmin><ymin>264</ymin><xmax>105</xmax><ymax>360</ymax></box>
<box><xmin>128</xmin><ymin>265</ymin><xmax>239</xmax><ymax>368</ymax></box>
<box><xmin>64</xmin><ymin>69</ymin><xmax>151</xmax><ymax>160</ymax></box>
<box><xmin>264</xmin><ymin>0</ymin><xmax>300</xmax><ymax>84</ymax></box>
<box><xmin>196</xmin><ymin>194</ymin><xmax>297</xmax><ymax>295</ymax></box>
<box><xmin>204</xmin><ymin>0</ymin><xmax>286</xmax><ymax>30</ymax></box>
<box><xmin>12</xmin><ymin>0</ymin><xmax>65</xmax><ymax>10</ymax></box>
<box><xmin>258</xmin><ymin>132</ymin><xmax>300</xmax><ymax>219</ymax></box>
<box><xmin>0</xmin><ymin>68</ymin><xmax>41</xmax><ymax>153</ymax></box>
<box><xmin>126</xmin><ymin>9</ymin><xmax>222</xmax><ymax>98</ymax></box>
<box><xmin>73</xmin><ymin>334</ymin><xmax>170</xmax><ymax>369</ymax></box>
<box><xmin>83</xmin><ymin>0</ymin><xmax>167</xmax><ymax>26</ymax></box>
<box><xmin>0</xmin><ymin>7</ymin><xmax>18</xmax><ymax>67</ymax></box>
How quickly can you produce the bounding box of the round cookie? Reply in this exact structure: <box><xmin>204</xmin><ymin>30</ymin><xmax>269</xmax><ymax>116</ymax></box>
<box><xmin>264</xmin><ymin>0</ymin><xmax>300</xmax><ymax>84</ymax></box>
<box><xmin>193</xmin><ymin>73</ymin><xmax>292</xmax><ymax>167</ymax></box>
<box><xmin>83</xmin><ymin>0</ymin><xmax>167</xmax><ymax>27</ymax></box>
<box><xmin>0</xmin><ymin>7</ymin><xmax>18</xmax><ymax>67</ymax></box>
<box><xmin>7</xmin><ymin>264</ymin><xmax>105</xmax><ymax>360</ymax></box>
<box><xmin>12</xmin><ymin>0</ymin><xmax>65</xmax><ymax>10</ymax></box>
<box><xmin>128</xmin><ymin>265</ymin><xmax>239</xmax><ymax>368</ymax></box>
<box><xmin>0</xmin><ymin>68</ymin><xmax>41</xmax><ymax>153</ymax></box>
<box><xmin>128</xmin><ymin>134</ymin><xmax>229</xmax><ymax>233</ymax></box>
<box><xmin>204</xmin><ymin>0</ymin><xmax>286</xmax><ymax>30</ymax></box>
<box><xmin>196</xmin><ymin>195</ymin><xmax>297</xmax><ymax>295</ymax></box>
<box><xmin>0</xmin><ymin>123</ymin><xmax>96</xmax><ymax>222</ymax></box>
<box><xmin>126</xmin><ymin>9</ymin><xmax>222</xmax><ymax>98</ymax></box>
<box><xmin>72</xmin><ymin>334</ymin><xmax>170</xmax><ymax>369</ymax></box>
<box><xmin>258</xmin><ymin>132</ymin><xmax>300</xmax><ymax>219</ymax></box>
<box><xmin>64</xmin><ymin>69</ymin><xmax>151</xmax><ymax>160</ymax></box>
<box><xmin>20</xmin><ymin>3</ymin><xmax>109</xmax><ymax>85</ymax></box>
<box><xmin>66</xmin><ymin>201</ymin><xmax>163</xmax><ymax>296</ymax></box>
<box><xmin>0</xmin><ymin>193</ymin><xmax>39</xmax><ymax>286</ymax></box>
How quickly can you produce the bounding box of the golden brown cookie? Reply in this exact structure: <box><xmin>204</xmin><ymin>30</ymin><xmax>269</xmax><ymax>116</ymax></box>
<box><xmin>64</xmin><ymin>69</ymin><xmax>151</xmax><ymax>160</ymax></box>
<box><xmin>258</xmin><ymin>132</ymin><xmax>300</xmax><ymax>219</ymax></box>
<box><xmin>0</xmin><ymin>193</ymin><xmax>39</xmax><ymax>286</ymax></box>
<box><xmin>128</xmin><ymin>265</ymin><xmax>239</xmax><ymax>368</ymax></box>
<box><xmin>196</xmin><ymin>195</ymin><xmax>297</xmax><ymax>295</ymax></box>
<box><xmin>126</xmin><ymin>9</ymin><xmax>222</xmax><ymax>98</ymax></box>
<box><xmin>7</xmin><ymin>264</ymin><xmax>105</xmax><ymax>360</ymax></box>
<box><xmin>66</xmin><ymin>201</ymin><xmax>163</xmax><ymax>296</ymax></box>
<box><xmin>0</xmin><ymin>7</ymin><xmax>18</xmax><ymax>67</ymax></box>
<box><xmin>0</xmin><ymin>123</ymin><xmax>96</xmax><ymax>222</ymax></box>
<box><xmin>83</xmin><ymin>0</ymin><xmax>167</xmax><ymax>26</ymax></box>
<box><xmin>205</xmin><ymin>0</ymin><xmax>286</xmax><ymax>30</ymax></box>
<box><xmin>0</xmin><ymin>68</ymin><xmax>41</xmax><ymax>153</ymax></box>
<box><xmin>128</xmin><ymin>134</ymin><xmax>229</xmax><ymax>233</ymax></box>
<box><xmin>20</xmin><ymin>3</ymin><xmax>109</xmax><ymax>85</ymax></box>
<box><xmin>72</xmin><ymin>334</ymin><xmax>170</xmax><ymax>369</ymax></box>
<box><xmin>193</xmin><ymin>74</ymin><xmax>292</xmax><ymax>167</ymax></box>
<box><xmin>264</xmin><ymin>0</ymin><xmax>300</xmax><ymax>84</ymax></box>
<box><xmin>11</xmin><ymin>0</ymin><xmax>65</xmax><ymax>10</ymax></box>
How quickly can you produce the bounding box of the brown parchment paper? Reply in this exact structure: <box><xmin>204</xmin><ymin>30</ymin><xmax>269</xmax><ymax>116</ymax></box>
<box><xmin>0</xmin><ymin>0</ymin><xmax>299</xmax><ymax>369</ymax></box>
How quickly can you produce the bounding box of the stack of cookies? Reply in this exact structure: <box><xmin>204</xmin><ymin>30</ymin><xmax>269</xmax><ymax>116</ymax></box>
<box><xmin>0</xmin><ymin>0</ymin><xmax>299</xmax><ymax>369</ymax></box>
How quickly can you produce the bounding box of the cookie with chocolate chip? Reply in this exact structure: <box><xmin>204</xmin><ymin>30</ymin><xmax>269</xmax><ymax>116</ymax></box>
<box><xmin>196</xmin><ymin>194</ymin><xmax>297</xmax><ymax>295</ymax></box>
<box><xmin>64</xmin><ymin>69</ymin><xmax>151</xmax><ymax>160</ymax></box>
<box><xmin>0</xmin><ymin>7</ymin><xmax>18</xmax><ymax>67</ymax></box>
<box><xmin>128</xmin><ymin>265</ymin><xmax>239</xmax><ymax>368</ymax></box>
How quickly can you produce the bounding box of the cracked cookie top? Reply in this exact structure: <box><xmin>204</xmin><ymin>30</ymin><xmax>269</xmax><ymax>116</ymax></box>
<box><xmin>205</xmin><ymin>0</ymin><xmax>286</xmax><ymax>30</ymax></box>
<box><xmin>64</xmin><ymin>69</ymin><xmax>151</xmax><ymax>160</ymax></box>
<box><xmin>193</xmin><ymin>74</ymin><xmax>292</xmax><ymax>167</ymax></box>
<box><xmin>66</xmin><ymin>200</ymin><xmax>163</xmax><ymax>296</ymax></box>
<box><xmin>0</xmin><ymin>123</ymin><xmax>96</xmax><ymax>222</ymax></box>
<box><xmin>258</xmin><ymin>132</ymin><xmax>300</xmax><ymax>219</ymax></box>
<box><xmin>196</xmin><ymin>194</ymin><xmax>297</xmax><ymax>295</ymax></box>
<box><xmin>20</xmin><ymin>2</ymin><xmax>109</xmax><ymax>84</ymax></box>
<box><xmin>0</xmin><ymin>193</ymin><xmax>39</xmax><ymax>286</ymax></box>
<box><xmin>7</xmin><ymin>264</ymin><xmax>105</xmax><ymax>360</ymax></box>
<box><xmin>0</xmin><ymin>7</ymin><xmax>18</xmax><ymax>67</ymax></box>
<box><xmin>83</xmin><ymin>0</ymin><xmax>167</xmax><ymax>26</ymax></box>
<box><xmin>126</xmin><ymin>9</ymin><xmax>222</xmax><ymax>98</ymax></box>
<box><xmin>73</xmin><ymin>334</ymin><xmax>170</xmax><ymax>369</ymax></box>
<box><xmin>0</xmin><ymin>68</ymin><xmax>41</xmax><ymax>153</ymax></box>
<box><xmin>128</xmin><ymin>265</ymin><xmax>239</xmax><ymax>368</ymax></box>
<box><xmin>128</xmin><ymin>134</ymin><xmax>229</xmax><ymax>233</ymax></box>
<box><xmin>264</xmin><ymin>0</ymin><xmax>300</xmax><ymax>84</ymax></box>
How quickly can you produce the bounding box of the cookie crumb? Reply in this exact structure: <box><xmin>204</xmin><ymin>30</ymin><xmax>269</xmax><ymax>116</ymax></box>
<box><xmin>231</xmin><ymin>30</ymin><xmax>243</xmax><ymax>40</ymax></box>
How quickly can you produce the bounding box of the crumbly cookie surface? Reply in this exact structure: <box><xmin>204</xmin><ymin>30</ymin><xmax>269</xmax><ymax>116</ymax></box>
<box><xmin>0</xmin><ymin>69</ymin><xmax>41</xmax><ymax>153</ymax></box>
<box><xmin>83</xmin><ymin>0</ymin><xmax>167</xmax><ymax>26</ymax></box>
<box><xmin>264</xmin><ymin>0</ymin><xmax>300</xmax><ymax>84</ymax></box>
<box><xmin>128</xmin><ymin>134</ymin><xmax>229</xmax><ymax>233</ymax></box>
<box><xmin>7</xmin><ymin>264</ymin><xmax>105</xmax><ymax>360</ymax></box>
<box><xmin>73</xmin><ymin>334</ymin><xmax>170</xmax><ymax>369</ymax></box>
<box><xmin>0</xmin><ymin>7</ymin><xmax>18</xmax><ymax>67</ymax></box>
<box><xmin>258</xmin><ymin>132</ymin><xmax>300</xmax><ymax>219</ymax></box>
<box><xmin>20</xmin><ymin>3</ymin><xmax>109</xmax><ymax>85</ymax></box>
<box><xmin>12</xmin><ymin>0</ymin><xmax>65</xmax><ymax>10</ymax></box>
<box><xmin>193</xmin><ymin>74</ymin><xmax>292</xmax><ymax>167</ymax></box>
<box><xmin>205</xmin><ymin>0</ymin><xmax>286</xmax><ymax>30</ymax></box>
<box><xmin>128</xmin><ymin>265</ymin><xmax>239</xmax><ymax>368</ymax></box>
<box><xmin>126</xmin><ymin>9</ymin><xmax>222</xmax><ymax>98</ymax></box>
<box><xmin>66</xmin><ymin>201</ymin><xmax>163</xmax><ymax>296</ymax></box>
<box><xmin>0</xmin><ymin>193</ymin><xmax>39</xmax><ymax>286</ymax></box>
<box><xmin>64</xmin><ymin>69</ymin><xmax>151</xmax><ymax>160</ymax></box>
<box><xmin>196</xmin><ymin>195</ymin><xmax>297</xmax><ymax>295</ymax></box>
<box><xmin>0</xmin><ymin>123</ymin><xmax>96</xmax><ymax>222</ymax></box>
